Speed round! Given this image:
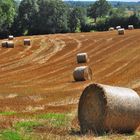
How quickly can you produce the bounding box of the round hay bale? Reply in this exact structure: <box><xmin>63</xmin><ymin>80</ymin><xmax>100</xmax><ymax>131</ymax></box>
<box><xmin>8</xmin><ymin>35</ymin><xmax>14</xmax><ymax>40</ymax></box>
<box><xmin>24</xmin><ymin>39</ymin><xmax>31</xmax><ymax>46</ymax></box>
<box><xmin>1</xmin><ymin>41</ymin><xmax>8</xmax><ymax>48</ymax></box>
<box><xmin>78</xmin><ymin>83</ymin><xmax>140</xmax><ymax>134</ymax></box>
<box><xmin>128</xmin><ymin>25</ymin><xmax>134</xmax><ymax>30</ymax></box>
<box><xmin>7</xmin><ymin>41</ymin><xmax>14</xmax><ymax>48</ymax></box>
<box><xmin>109</xmin><ymin>27</ymin><xmax>114</xmax><ymax>31</ymax></box>
<box><xmin>118</xmin><ymin>28</ymin><xmax>125</xmax><ymax>35</ymax></box>
<box><xmin>77</xmin><ymin>53</ymin><xmax>89</xmax><ymax>63</ymax></box>
<box><xmin>116</xmin><ymin>26</ymin><xmax>121</xmax><ymax>30</ymax></box>
<box><xmin>73</xmin><ymin>66</ymin><xmax>92</xmax><ymax>81</ymax></box>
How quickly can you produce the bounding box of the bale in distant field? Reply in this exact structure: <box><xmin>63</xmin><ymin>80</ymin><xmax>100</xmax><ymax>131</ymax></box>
<box><xmin>118</xmin><ymin>28</ymin><xmax>125</xmax><ymax>35</ymax></box>
<box><xmin>24</xmin><ymin>39</ymin><xmax>31</xmax><ymax>46</ymax></box>
<box><xmin>116</xmin><ymin>26</ymin><xmax>121</xmax><ymax>30</ymax></box>
<box><xmin>109</xmin><ymin>27</ymin><xmax>114</xmax><ymax>31</ymax></box>
<box><xmin>73</xmin><ymin>66</ymin><xmax>92</xmax><ymax>81</ymax></box>
<box><xmin>1</xmin><ymin>41</ymin><xmax>8</xmax><ymax>47</ymax></box>
<box><xmin>128</xmin><ymin>25</ymin><xmax>134</xmax><ymax>30</ymax></box>
<box><xmin>77</xmin><ymin>53</ymin><xmax>89</xmax><ymax>63</ymax></box>
<box><xmin>78</xmin><ymin>83</ymin><xmax>140</xmax><ymax>134</ymax></box>
<box><xmin>8</xmin><ymin>35</ymin><xmax>14</xmax><ymax>40</ymax></box>
<box><xmin>5</xmin><ymin>41</ymin><xmax>14</xmax><ymax>48</ymax></box>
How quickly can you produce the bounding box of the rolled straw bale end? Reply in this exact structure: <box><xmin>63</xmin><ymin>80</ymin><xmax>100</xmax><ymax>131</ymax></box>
<box><xmin>78</xmin><ymin>84</ymin><xmax>106</xmax><ymax>134</ymax></box>
<box><xmin>8</xmin><ymin>35</ymin><xmax>14</xmax><ymax>40</ymax></box>
<box><xmin>118</xmin><ymin>28</ymin><xmax>125</xmax><ymax>35</ymax></box>
<box><xmin>78</xmin><ymin>83</ymin><xmax>140</xmax><ymax>134</ymax></box>
<box><xmin>24</xmin><ymin>39</ymin><xmax>31</xmax><ymax>46</ymax></box>
<box><xmin>73</xmin><ymin>66</ymin><xmax>92</xmax><ymax>82</ymax></box>
<box><xmin>77</xmin><ymin>53</ymin><xmax>89</xmax><ymax>63</ymax></box>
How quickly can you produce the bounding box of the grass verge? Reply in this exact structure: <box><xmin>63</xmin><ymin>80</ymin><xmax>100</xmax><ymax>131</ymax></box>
<box><xmin>37</xmin><ymin>113</ymin><xmax>70</xmax><ymax>127</ymax></box>
<box><xmin>14</xmin><ymin>121</ymin><xmax>41</xmax><ymax>132</ymax></box>
<box><xmin>0</xmin><ymin>111</ymin><xmax>16</xmax><ymax>116</ymax></box>
<box><xmin>0</xmin><ymin>130</ymin><xmax>21</xmax><ymax>140</ymax></box>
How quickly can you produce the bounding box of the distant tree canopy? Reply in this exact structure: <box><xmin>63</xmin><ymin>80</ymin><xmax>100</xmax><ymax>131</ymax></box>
<box><xmin>36</xmin><ymin>0</ymin><xmax>69</xmax><ymax>34</ymax></box>
<box><xmin>18</xmin><ymin>0</ymin><xmax>39</xmax><ymax>34</ymax></box>
<box><xmin>88</xmin><ymin>0</ymin><xmax>111</xmax><ymax>22</ymax></box>
<box><xmin>0</xmin><ymin>0</ymin><xmax>140</xmax><ymax>37</ymax></box>
<box><xmin>109</xmin><ymin>8</ymin><xmax>126</xmax><ymax>18</ymax></box>
<box><xmin>69</xmin><ymin>7</ymin><xmax>86</xmax><ymax>32</ymax></box>
<box><xmin>12</xmin><ymin>0</ymin><xmax>87</xmax><ymax>35</ymax></box>
<box><xmin>13</xmin><ymin>0</ymin><xmax>83</xmax><ymax>35</ymax></box>
<box><xmin>0</xmin><ymin>0</ymin><xmax>16</xmax><ymax>37</ymax></box>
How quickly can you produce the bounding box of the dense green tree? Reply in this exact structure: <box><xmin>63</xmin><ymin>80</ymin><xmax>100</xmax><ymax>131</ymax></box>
<box><xmin>69</xmin><ymin>7</ymin><xmax>86</xmax><ymax>32</ymax></box>
<box><xmin>36</xmin><ymin>0</ymin><xmax>68</xmax><ymax>34</ymax></box>
<box><xmin>109</xmin><ymin>8</ymin><xmax>126</xmax><ymax>17</ymax></box>
<box><xmin>88</xmin><ymin>0</ymin><xmax>111</xmax><ymax>23</ymax></box>
<box><xmin>0</xmin><ymin>0</ymin><xmax>16</xmax><ymax>37</ymax></box>
<box><xmin>18</xmin><ymin>0</ymin><xmax>39</xmax><ymax>35</ymax></box>
<box><xmin>128</xmin><ymin>14</ymin><xmax>140</xmax><ymax>28</ymax></box>
<box><xmin>1</xmin><ymin>0</ymin><xmax>140</xmax><ymax>36</ymax></box>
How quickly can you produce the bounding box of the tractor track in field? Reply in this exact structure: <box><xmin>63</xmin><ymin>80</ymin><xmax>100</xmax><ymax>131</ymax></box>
<box><xmin>0</xmin><ymin>30</ymin><xmax>140</xmax><ymax>114</ymax></box>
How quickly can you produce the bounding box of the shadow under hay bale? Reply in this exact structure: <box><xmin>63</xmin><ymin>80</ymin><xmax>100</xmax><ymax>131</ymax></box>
<box><xmin>118</xmin><ymin>28</ymin><xmax>125</xmax><ymax>35</ymax></box>
<box><xmin>24</xmin><ymin>39</ymin><xmax>31</xmax><ymax>46</ymax></box>
<box><xmin>8</xmin><ymin>35</ymin><xmax>14</xmax><ymax>40</ymax></box>
<box><xmin>77</xmin><ymin>53</ymin><xmax>89</xmax><ymax>63</ymax></box>
<box><xmin>73</xmin><ymin>66</ymin><xmax>92</xmax><ymax>82</ymax></box>
<box><xmin>78</xmin><ymin>83</ymin><xmax>140</xmax><ymax>135</ymax></box>
<box><xmin>128</xmin><ymin>25</ymin><xmax>134</xmax><ymax>30</ymax></box>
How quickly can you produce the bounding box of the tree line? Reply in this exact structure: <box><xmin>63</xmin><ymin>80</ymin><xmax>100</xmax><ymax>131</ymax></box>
<box><xmin>0</xmin><ymin>0</ymin><xmax>140</xmax><ymax>38</ymax></box>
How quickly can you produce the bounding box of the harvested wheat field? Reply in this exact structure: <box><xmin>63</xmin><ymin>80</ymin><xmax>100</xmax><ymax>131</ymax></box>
<box><xmin>0</xmin><ymin>30</ymin><xmax>140</xmax><ymax>139</ymax></box>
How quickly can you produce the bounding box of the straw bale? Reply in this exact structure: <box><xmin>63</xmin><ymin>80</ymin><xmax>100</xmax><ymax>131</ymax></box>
<box><xmin>109</xmin><ymin>27</ymin><xmax>114</xmax><ymax>31</ymax></box>
<box><xmin>118</xmin><ymin>28</ymin><xmax>125</xmax><ymax>35</ymax></box>
<box><xmin>77</xmin><ymin>53</ymin><xmax>89</xmax><ymax>63</ymax></box>
<box><xmin>1</xmin><ymin>41</ymin><xmax>8</xmax><ymax>48</ymax></box>
<box><xmin>7</xmin><ymin>41</ymin><xmax>14</xmax><ymax>48</ymax></box>
<box><xmin>116</xmin><ymin>26</ymin><xmax>121</xmax><ymax>30</ymax></box>
<box><xmin>8</xmin><ymin>35</ymin><xmax>14</xmax><ymax>40</ymax></box>
<box><xmin>78</xmin><ymin>83</ymin><xmax>140</xmax><ymax>134</ymax></box>
<box><xmin>24</xmin><ymin>39</ymin><xmax>31</xmax><ymax>46</ymax></box>
<box><xmin>73</xmin><ymin>66</ymin><xmax>92</xmax><ymax>81</ymax></box>
<box><xmin>128</xmin><ymin>25</ymin><xmax>134</xmax><ymax>30</ymax></box>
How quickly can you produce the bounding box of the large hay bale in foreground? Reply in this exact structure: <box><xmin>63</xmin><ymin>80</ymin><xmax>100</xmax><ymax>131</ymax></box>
<box><xmin>24</xmin><ymin>39</ymin><xmax>31</xmax><ymax>46</ymax></box>
<box><xmin>128</xmin><ymin>25</ymin><xmax>134</xmax><ymax>30</ymax></box>
<box><xmin>78</xmin><ymin>83</ymin><xmax>140</xmax><ymax>134</ymax></box>
<box><xmin>8</xmin><ymin>35</ymin><xmax>14</xmax><ymax>40</ymax></box>
<box><xmin>118</xmin><ymin>28</ymin><xmax>125</xmax><ymax>35</ymax></box>
<box><xmin>77</xmin><ymin>53</ymin><xmax>89</xmax><ymax>63</ymax></box>
<box><xmin>73</xmin><ymin>66</ymin><xmax>92</xmax><ymax>81</ymax></box>
<box><xmin>109</xmin><ymin>27</ymin><xmax>114</xmax><ymax>31</ymax></box>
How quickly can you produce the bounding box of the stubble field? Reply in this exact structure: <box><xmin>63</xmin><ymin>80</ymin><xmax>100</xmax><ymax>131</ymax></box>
<box><xmin>0</xmin><ymin>30</ymin><xmax>140</xmax><ymax>139</ymax></box>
